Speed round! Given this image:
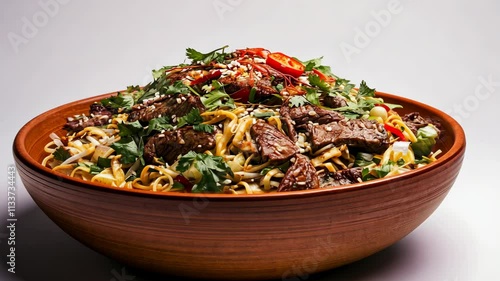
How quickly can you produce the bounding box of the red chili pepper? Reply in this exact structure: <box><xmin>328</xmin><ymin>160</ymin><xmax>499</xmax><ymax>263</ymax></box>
<box><xmin>266</xmin><ymin>52</ymin><xmax>305</xmax><ymax>77</ymax></box>
<box><xmin>236</xmin><ymin>48</ymin><xmax>270</xmax><ymax>59</ymax></box>
<box><xmin>190</xmin><ymin>70</ymin><xmax>222</xmax><ymax>86</ymax></box>
<box><xmin>375</xmin><ymin>103</ymin><xmax>391</xmax><ymax>112</ymax></box>
<box><xmin>384</xmin><ymin>124</ymin><xmax>406</xmax><ymax>141</ymax></box>
<box><xmin>174</xmin><ymin>175</ymin><xmax>194</xmax><ymax>192</ymax></box>
<box><xmin>230</xmin><ymin>88</ymin><xmax>250</xmax><ymax>103</ymax></box>
<box><xmin>312</xmin><ymin>69</ymin><xmax>335</xmax><ymax>82</ymax></box>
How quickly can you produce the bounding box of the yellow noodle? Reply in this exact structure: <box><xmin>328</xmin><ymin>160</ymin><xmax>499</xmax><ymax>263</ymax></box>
<box><xmin>261</xmin><ymin>168</ymin><xmax>284</xmax><ymax>191</ymax></box>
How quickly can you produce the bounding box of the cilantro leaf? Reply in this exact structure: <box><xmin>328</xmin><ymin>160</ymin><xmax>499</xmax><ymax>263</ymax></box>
<box><xmin>302</xmin><ymin>57</ymin><xmax>324</xmax><ymax>71</ymax></box>
<box><xmin>362</xmin><ymin>162</ymin><xmax>394</xmax><ymax>181</ymax></box>
<box><xmin>201</xmin><ymin>89</ymin><xmax>235</xmax><ymax>111</ymax></box>
<box><xmin>289</xmin><ymin>96</ymin><xmax>308</xmax><ymax>108</ymax></box>
<box><xmin>177</xmin><ymin>108</ymin><xmax>204</xmax><ymax>128</ymax></box>
<box><xmin>316</xmin><ymin>65</ymin><xmax>334</xmax><ymax>78</ymax></box>
<box><xmin>333</xmin><ymin>98</ymin><xmax>378</xmax><ymax>119</ymax></box>
<box><xmin>117</xmin><ymin>121</ymin><xmax>144</xmax><ymax>137</ymax></box>
<box><xmin>304</xmin><ymin>87</ymin><xmax>320</xmax><ymax>106</ymax></box>
<box><xmin>138</xmin><ymin>79</ymin><xmax>190</xmax><ymax>104</ymax></box>
<box><xmin>193</xmin><ymin>124</ymin><xmax>215</xmax><ymax>133</ymax></box>
<box><xmin>186</xmin><ymin>45</ymin><xmax>229</xmax><ymax>65</ymax></box>
<box><xmin>175</xmin><ymin>108</ymin><xmax>215</xmax><ymax>132</ymax></box>
<box><xmin>308</xmin><ymin>74</ymin><xmax>331</xmax><ymax>92</ymax></box>
<box><xmin>176</xmin><ymin>151</ymin><xmax>233</xmax><ymax>193</ymax></box>
<box><xmin>332</xmin><ymin>78</ymin><xmax>355</xmax><ymax>97</ymax></box>
<box><xmin>373</xmin><ymin>162</ymin><xmax>393</xmax><ymax>178</ymax></box>
<box><xmin>110</xmin><ymin>136</ymin><xmax>141</xmax><ymax>164</ymax></box>
<box><xmin>101</xmin><ymin>93</ymin><xmax>134</xmax><ymax>111</ymax></box>
<box><xmin>97</xmin><ymin>157</ymin><xmax>112</xmax><ymax>168</ymax></box>
<box><xmin>358</xmin><ymin>80</ymin><xmax>376</xmax><ymax>97</ymax></box>
<box><xmin>89</xmin><ymin>164</ymin><xmax>103</xmax><ymax>175</ymax></box>
<box><xmin>53</xmin><ymin>147</ymin><xmax>71</xmax><ymax>161</ymax></box>
<box><xmin>146</xmin><ymin>116</ymin><xmax>174</xmax><ymax>135</ymax></box>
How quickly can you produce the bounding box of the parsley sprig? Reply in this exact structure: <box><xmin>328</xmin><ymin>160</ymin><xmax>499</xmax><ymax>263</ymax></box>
<box><xmin>176</xmin><ymin>151</ymin><xmax>234</xmax><ymax>193</ymax></box>
<box><xmin>186</xmin><ymin>45</ymin><xmax>229</xmax><ymax>65</ymax></box>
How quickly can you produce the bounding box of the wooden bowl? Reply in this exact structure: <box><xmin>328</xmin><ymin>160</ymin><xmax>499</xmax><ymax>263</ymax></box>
<box><xmin>13</xmin><ymin>91</ymin><xmax>465</xmax><ymax>280</ymax></box>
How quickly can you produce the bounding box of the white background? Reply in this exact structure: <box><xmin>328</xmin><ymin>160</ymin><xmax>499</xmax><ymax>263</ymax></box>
<box><xmin>1</xmin><ymin>0</ymin><xmax>499</xmax><ymax>280</ymax></box>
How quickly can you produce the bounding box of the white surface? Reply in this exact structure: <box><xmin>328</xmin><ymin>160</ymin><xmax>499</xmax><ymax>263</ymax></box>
<box><xmin>1</xmin><ymin>0</ymin><xmax>499</xmax><ymax>280</ymax></box>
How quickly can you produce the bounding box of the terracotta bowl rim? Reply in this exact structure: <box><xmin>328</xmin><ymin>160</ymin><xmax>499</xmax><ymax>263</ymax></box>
<box><xmin>13</xmin><ymin>90</ymin><xmax>466</xmax><ymax>201</ymax></box>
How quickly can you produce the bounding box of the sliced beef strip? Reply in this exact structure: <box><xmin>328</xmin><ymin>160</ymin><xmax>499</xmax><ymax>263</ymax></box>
<box><xmin>219</xmin><ymin>74</ymin><xmax>280</xmax><ymax>98</ymax></box>
<box><xmin>287</xmin><ymin>104</ymin><xmax>344</xmax><ymax>127</ymax></box>
<box><xmin>402</xmin><ymin>112</ymin><xmax>442</xmax><ymax>137</ymax></box>
<box><xmin>279</xmin><ymin>101</ymin><xmax>345</xmax><ymax>142</ymax></box>
<box><xmin>307</xmin><ymin>119</ymin><xmax>390</xmax><ymax>154</ymax></box>
<box><xmin>128</xmin><ymin>94</ymin><xmax>204</xmax><ymax>124</ymax></box>
<box><xmin>278</xmin><ymin>154</ymin><xmax>319</xmax><ymax>192</ymax></box>
<box><xmin>279</xmin><ymin>103</ymin><xmax>298</xmax><ymax>142</ymax></box>
<box><xmin>250</xmin><ymin>120</ymin><xmax>298</xmax><ymax>162</ymax></box>
<box><xmin>319</xmin><ymin>167</ymin><xmax>363</xmax><ymax>187</ymax></box>
<box><xmin>323</xmin><ymin>95</ymin><xmax>348</xmax><ymax>108</ymax></box>
<box><xmin>143</xmin><ymin>127</ymin><xmax>215</xmax><ymax>164</ymax></box>
<box><xmin>63</xmin><ymin>103</ymin><xmax>114</xmax><ymax>132</ymax></box>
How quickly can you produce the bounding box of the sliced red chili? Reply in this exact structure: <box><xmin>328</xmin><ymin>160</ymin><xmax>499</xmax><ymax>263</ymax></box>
<box><xmin>235</xmin><ymin>48</ymin><xmax>270</xmax><ymax>59</ymax></box>
<box><xmin>266</xmin><ymin>52</ymin><xmax>305</xmax><ymax>77</ymax></box>
<box><xmin>174</xmin><ymin>175</ymin><xmax>194</xmax><ymax>192</ymax></box>
<box><xmin>313</xmin><ymin>69</ymin><xmax>335</xmax><ymax>82</ymax></box>
<box><xmin>190</xmin><ymin>70</ymin><xmax>222</xmax><ymax>86</ymax></box>
<box><xmin>230</xmin><ymin>88</ymin><xmax>250</xmax><ymax>103</ymax></box>
<box><xmin>384</xmin><ymin>124</ymin><xmax>406</xmax><ymax>141</ymax></box>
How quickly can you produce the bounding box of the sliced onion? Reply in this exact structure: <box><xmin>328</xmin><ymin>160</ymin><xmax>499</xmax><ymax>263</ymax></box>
<box><xmin>91</xmin><ymin>145</ymin><xmax>114</xmax><ymax>162</ymax></box>
<box><xmin>49</xmin><ymin>132</ymin><xmax>60</xmax><ymax>140</ymax></box>
<box><xmin>393</xmin><ymin>141</ymin><xmax>411</xmax><ymax>154</ymax></box>
<box><xmin>125</xmin><ymin>158</ymin><xmax>142</xmax><ymax>180</ymax></box>
<box><xmin>53</xmin><ymin>139</ymin><xmax>64</xmax><ymax>147</ymax></box>
<box><xmin>61</xmin><ymin>149</ymin><xmax>89</xmax><ymax>165</ymax></box>
<box><xmin>86</xmin><ymin>135</ymin><xmax>101</xmax><ymax>146</ymax></box>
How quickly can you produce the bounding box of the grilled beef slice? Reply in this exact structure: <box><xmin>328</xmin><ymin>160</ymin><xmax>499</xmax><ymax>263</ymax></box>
<box><xmin>287</xmin><ymin>104</ymin><xmax>344</xmax><ymax>127</ymax></box>
<box><xmin>402</xmin><ymin>112</ymin><xmax>442</xmax><ymax>137</ymax></box>
<box><xmin>143</xmin><ymin>127</ymin><xmax>215</xmax><ymax>164</ymax></box>
<box><xmin>278</xmin><ymin>154</ymin><xmax>319</xmax><ymax>192</ymax></box>
<box><xmin>219</xmin><ymin>74</ymin><xmax>281</xmax><ymax>99</ymax></box>
<box><xmin>128</xmin><ymin>94</ymin><xmax>204</xmax><ymax>124</ymax></box>
<box><xmin>320</xmin><ymin>167</ymin><xmax>363</xmax><ymax>187</ymax></box>
<box><xmin>307</xmin><ymin>119</ymin><xmax>390</xmax><ymax>154</ymax></box>
<box><xmin>250</xmin><ymin>120</ymin><xmax>298</xmax><ymax>162</ymax></box>
<box><xmin>64</xmin><ymin>103</ymin><xmax>114</xmax><ymax>132</ymax></box>
<box><xmin>323</xmin><ymin>95</ymin><xmax>348</xmax><ymax>108</ymax></box>
<box><xmin>279</xmin><ymin>102</ymin><xmax>344</xmax><ymax>142</ymax></box>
